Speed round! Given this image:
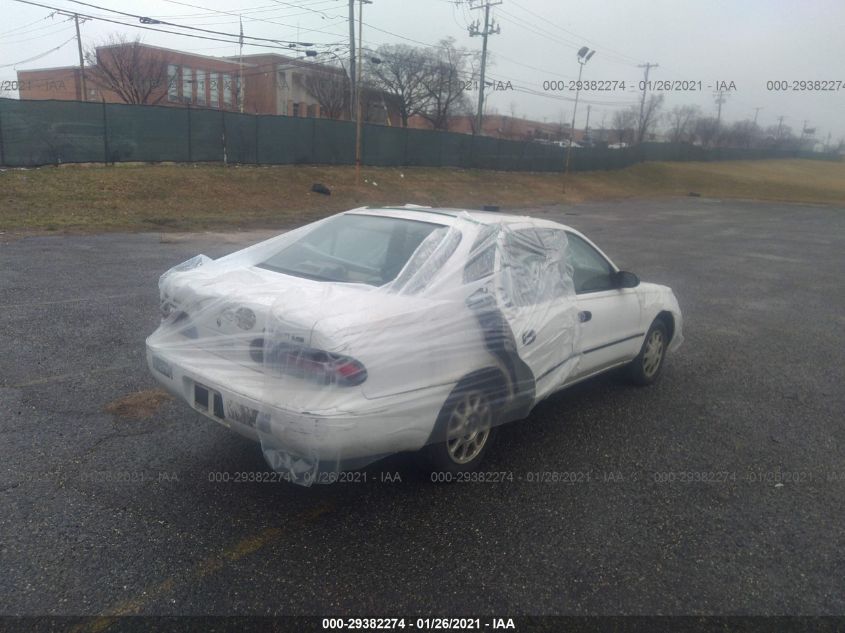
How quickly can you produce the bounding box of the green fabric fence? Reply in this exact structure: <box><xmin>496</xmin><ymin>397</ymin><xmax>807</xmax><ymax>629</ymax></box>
<box><xmin>0</xmin><ymin>98</ymin><xmax>838</xmax><ymax>169</ymax></box>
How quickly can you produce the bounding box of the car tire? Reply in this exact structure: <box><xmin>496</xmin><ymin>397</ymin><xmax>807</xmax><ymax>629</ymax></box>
<box><xmin>418</xmin><ymin>378</ymin><xmax>503</xmax><ymax>476</ymax></box>
<box><xmin>626</xmin><ymin>319</ymin><xmax>669</xmax><ymax>386</ymax></box>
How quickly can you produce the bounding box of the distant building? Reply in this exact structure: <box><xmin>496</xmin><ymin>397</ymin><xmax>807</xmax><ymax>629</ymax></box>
<box><xmin>16</xmin><ymin>42</ymin><xmax>400</xmax><ymax>124</ymax></box>
<box><xmin>408</xmin><ymin>113</ymin><xmax>597</xmax><ymax>143</ymax></box>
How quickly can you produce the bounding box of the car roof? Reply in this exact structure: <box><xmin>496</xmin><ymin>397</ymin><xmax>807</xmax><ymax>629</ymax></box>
<box><xmin>347</xmin><ymin>205</ymin><xmax>575</xmax><ymax>232</ymax></box>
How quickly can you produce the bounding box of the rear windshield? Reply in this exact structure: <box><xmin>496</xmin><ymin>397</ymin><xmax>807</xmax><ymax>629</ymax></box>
<box><xmin>258</xmin><ymin>214</ymin><xmax>444</xmax><ymax>285</ymax></box>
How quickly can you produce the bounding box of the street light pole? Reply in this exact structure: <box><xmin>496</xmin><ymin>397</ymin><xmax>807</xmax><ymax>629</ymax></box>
<box><xmin>563</xmin><ymin>47</ymin><xmax>594</xmax><ymax>192</ymax></box>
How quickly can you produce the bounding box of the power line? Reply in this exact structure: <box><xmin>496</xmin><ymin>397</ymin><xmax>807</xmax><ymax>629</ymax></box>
<box><xmin>8</xmin><ymin>0</ymin><xmax>337</xmax><ymax>52</ymax></box>
<box><xmin>159</xmin><ymin>0</ymin><xmax>344</xmax><ymax>23</ymax></box>
<box><xmin>0</xmin><ymin>13</ymin><xmax>55</xmax><ymax>37</ymax></box>
<box><xmin>495</xmin><ymin>6</ymin><xmax>637</xmax><ymax>67</ymax></box>
<box><xmin>156</xmin><ymin>0</ymin><xmax>348</xmax><ymax>38</ymax></box>
<box><xmin>0</xmin><ymin>21</ymin><xmax>75</xmax><ymax>45</ymax></box>
<box><xmin>0</xmin><ymin>35</ymin><xmax>77</xmax><ymax>68</ymax></box>
<box><xmin>47</xmin><ymin>0</ymin><xmax>337</xmax><ymax>46</ymax></box>
<box><xmin>508</xmin><ymin>0</ymin><xmax>642</xmax><ymax>65</ymax></box>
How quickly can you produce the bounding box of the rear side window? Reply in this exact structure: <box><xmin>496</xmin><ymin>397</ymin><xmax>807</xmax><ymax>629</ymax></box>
<box><xmin>463</xmin><ymin>224</ymin><xmax>498</xmax><ymax>283</ymax></box>
<box><xmin>258</xmin><ymin>214</ymin><xmax>443</xmax><ymax>286</ymax></box>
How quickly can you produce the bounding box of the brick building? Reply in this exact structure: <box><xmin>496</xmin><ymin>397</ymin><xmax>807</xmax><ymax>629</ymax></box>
<box><xmin>16</xmin><ymin>42</ymin><xmax>399</xmax><ymax>123</ymax></box>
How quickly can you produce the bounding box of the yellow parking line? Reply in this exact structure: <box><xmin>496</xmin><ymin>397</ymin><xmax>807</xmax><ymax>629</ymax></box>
<box><xmin>72</xmin><ymin>503</ymin><xmax>334</xmax><ymax>633</ymax></box>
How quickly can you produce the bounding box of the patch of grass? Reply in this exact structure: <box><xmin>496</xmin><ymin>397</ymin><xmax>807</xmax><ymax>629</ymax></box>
<box><xmin>1</xmin><ymin>159</ymin><xmax>842</xmax><ymax>234</ymax></box>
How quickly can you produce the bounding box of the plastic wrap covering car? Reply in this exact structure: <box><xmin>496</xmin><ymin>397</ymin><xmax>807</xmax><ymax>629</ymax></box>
<box><xmin>637</xmin><ymin>284</ymin><xmax>684</xmax><ymax>353</ymax></box>
<box><xmin>146</xmin><ymin>209</ymin><xmax>582</xmax><ymax>486</ymax></box>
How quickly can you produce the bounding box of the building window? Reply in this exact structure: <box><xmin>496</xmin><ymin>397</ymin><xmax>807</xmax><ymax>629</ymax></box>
<box><xmin>292</xmin><ymin>102</ymin><xmax>300</xmax><ymax>117</ymax></box>
<box><xmin>307</xmin><ymin>104</ymin><xmax>318</xmax><ymax>118</ymax></box>
<box><xmin>196</xmin><ymin>70</ymin><xmax>207</xmax><ymax>106</ymax></box>
<box><xmin>182</xmin><ymin>67</ymin><xmax>193</xmax><ymax>103</ymax></box>
<box><xmin>167</xmin><ymin>64</ymin><xmax>179</xmax><ymax>102</ymax></box>
<box><xmin>210</xmin><ymin>72</ymin><xmax>219</xmax><ymax>107</ymax></box>
<box><xmin>222</xmin><ymin>73</ymin><xmax>232</xmax><ymax>106</ymax></box>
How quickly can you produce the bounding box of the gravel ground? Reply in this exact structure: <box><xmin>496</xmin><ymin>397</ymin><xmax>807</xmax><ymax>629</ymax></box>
<box><xmin>1</xmin><ymin>198</ymin><xmax>844</xmax><ymax>619</ymax></box>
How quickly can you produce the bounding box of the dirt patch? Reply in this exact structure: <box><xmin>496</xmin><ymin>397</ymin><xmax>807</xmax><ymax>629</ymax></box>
<box><xmin>104</xmin><ymin>389</ymin><xmax>173</xmax><ymax>419</ymax></box>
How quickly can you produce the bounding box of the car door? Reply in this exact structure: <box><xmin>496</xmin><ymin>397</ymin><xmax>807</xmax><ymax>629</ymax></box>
<box><xmin>565</xmin><ymin>231</ymin><xmax>644</xmax><ymax>379</ymax></box>
<box><xmin>494</xmin><ymin>226</ymin><xmax>580</xmax><ymax>401</ymax></box>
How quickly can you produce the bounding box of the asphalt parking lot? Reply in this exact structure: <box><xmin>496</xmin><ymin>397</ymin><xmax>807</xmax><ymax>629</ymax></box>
<box><xmin>2</xmin><ymin>198</ymin><xmax>844</xmax><ymax>619</ymax></box>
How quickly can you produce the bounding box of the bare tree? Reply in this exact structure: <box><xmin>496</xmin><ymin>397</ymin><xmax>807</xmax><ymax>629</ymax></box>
<box><xmin>763</xmin><ymin>123</ymin><xmax>800</xmax><ymax>150</ymax></box>
<box><xmin>419</xmin><ymin>38</ymin><xmax>474</xmax><ymax>131</ymax></box>
<box><xmin>667</xmin><ymin>105</ymin><xmax>700</xmax><ymax>143</ymax></box>
<box><xmin>722</xmin><ymin>120</ymin><xmax>761</xmax><ymax>148</ymax></box>
<box><xmin>84</xmin><ymin>35</ymin><xmax>172</xmax><ymax>104</ymax></box>
<box><xmin>612</xmin><ymin>108</ymin><xmax>638</xmax><ymax>145</ymax></box>
<box><xmin>637</xmin><ymin>93</ymin><xmax>664</xmax><ymax>143</ymax></box>
<box><xmin>694</xmin><ymin>116</ymin><xmax>720</xmax><ymax>147</ymax></box>
<box><xmin>302</xmin><ymin>65</ymin><xmax>349</xmax><ymax>120</ymax></box>
<box><xmin>365</xmin><ymin>44</ymin><xmax>431</xmax><ymax>127</ymax></box>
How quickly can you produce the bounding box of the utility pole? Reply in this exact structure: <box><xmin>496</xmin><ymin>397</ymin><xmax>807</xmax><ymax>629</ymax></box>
<box><xmin>585</xmin><ymin>104</ymin><xmax>591</xmax><ymax>137</ymax></box>
<box><xmin>637</xmin><ymin>62</ymin><xmax>658</xmax><ymax>143</ymax></box>
<box><xmin>714</xmin><ymin>89</ymin><xmax>727</xmax><ymax>133</ymax></box>
<box><xmin>73</xmin><ymin>14</ymin><xmax>87</xmax><ymax>101</ymax></box>
<box><xmin>752</xmin><ymin>106</ymin><xmax>763</xmax><ymax>125</ymax></box>
<box><xmin>776</xmin><ymin>115</ymin><xmax>785</xmax><ymax>141</ymax></box>
<box><xmin>238</xmin><ymin>15</ymin><xmax>244</xmax><ymax>113</ymax></box>
<box><xmin>354</xmin><ymin>0</ymin><xmax>372</xmax><ymax>182</ymax></box>
<box><xmin>468</xmin><ymin>0</ymin><xmax>501</xmax><ymax>136</ymax></box>
<box><xmin>348</xmin><ymin>0</ymin><xmax>356</xmax><ymax>121</ymax></box>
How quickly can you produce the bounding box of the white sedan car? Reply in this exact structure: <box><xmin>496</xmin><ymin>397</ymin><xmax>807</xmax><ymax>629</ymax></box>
<box><xmin>147</xmin><ymin>206</ymin><xmax>682</xmax><ymax>483</ymax></box>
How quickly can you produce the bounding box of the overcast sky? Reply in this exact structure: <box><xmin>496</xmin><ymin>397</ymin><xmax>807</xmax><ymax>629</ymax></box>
<box><xmin>2</xmin><ymin>0</ymin><xmax>843</xmax><ymax>142</ymax></box>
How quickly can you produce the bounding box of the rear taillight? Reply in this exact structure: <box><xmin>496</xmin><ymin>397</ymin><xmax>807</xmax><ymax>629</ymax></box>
<box><xmin>264</xmin><ymin>342</ymin><xmax>367</xmax><ymax>387</ymax></box>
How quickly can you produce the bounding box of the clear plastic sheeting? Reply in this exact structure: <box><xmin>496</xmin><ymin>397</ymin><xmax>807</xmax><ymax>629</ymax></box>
<box><xmin>147</xmin><ymin>207</ymin><xmax>589</xmax><ymax>485</ymax></box>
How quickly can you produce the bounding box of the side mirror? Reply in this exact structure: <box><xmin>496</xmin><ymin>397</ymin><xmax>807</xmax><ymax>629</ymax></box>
<box><xmin>613</xmin><ymin>270</ymin><xmax>640</xmax><ymax>289</ymax></box>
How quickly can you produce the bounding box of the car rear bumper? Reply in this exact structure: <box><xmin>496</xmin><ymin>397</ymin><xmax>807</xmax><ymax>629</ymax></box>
<box><xmin>146</xmin><ymin>342</ymin><xmax>451</xmax><ymax>460</ymax></box>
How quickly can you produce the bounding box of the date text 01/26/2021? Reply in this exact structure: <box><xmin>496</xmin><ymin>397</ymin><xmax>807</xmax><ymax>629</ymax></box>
<box><xmin>321</xmin><ymin>618</ymin><xmax>516</xmax><ymax>630</ymax></box>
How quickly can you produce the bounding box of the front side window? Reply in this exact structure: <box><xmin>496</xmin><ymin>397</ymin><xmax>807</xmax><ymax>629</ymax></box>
<box><xmin>258</xmin><ymin>214</ymin><xmax>444</xmax><ymax>286</ymax></box>
<box><xmin>566</xmin><ymin>232</ymin><xmax>615</xmax><ymax>293</ymax></box>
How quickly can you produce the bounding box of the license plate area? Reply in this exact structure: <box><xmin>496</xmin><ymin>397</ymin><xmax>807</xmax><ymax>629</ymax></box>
<box><xmin>194</xmin><ymin>383</ymin><xmax>224</xmax><ymax>419</ymax></box>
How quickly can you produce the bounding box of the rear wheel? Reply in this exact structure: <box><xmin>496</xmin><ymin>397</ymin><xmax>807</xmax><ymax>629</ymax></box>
<box><xmin>419</xmin><ymin>381</ymin><xmax>501</xmax><ymax>475</ymax></box>
<box><xmin>626</xmin><ymin>320</ymin><xmax>668</xmax><ymax>386</ymax></box>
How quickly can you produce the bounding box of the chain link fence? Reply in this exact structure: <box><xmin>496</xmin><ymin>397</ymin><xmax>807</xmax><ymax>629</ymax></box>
<box><xmin>0</xmin><ymin>98</ymin><xmax>838</xmax><ymax>170</ymax></box>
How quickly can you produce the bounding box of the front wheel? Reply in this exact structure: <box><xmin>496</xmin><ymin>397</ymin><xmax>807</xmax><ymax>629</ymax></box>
<box><xmin>418</xmin><ymin>384</ymin><xmax>499</xmax><ymax>475</ymax></box>
<box><xmin>626</xmin><ymin>320</ymin><xmax>668</xmax><ymax>386</ymax></box>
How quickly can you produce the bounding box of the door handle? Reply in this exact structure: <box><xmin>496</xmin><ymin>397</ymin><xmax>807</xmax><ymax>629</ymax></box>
<box><xmin>521</xmin><ymin>329</ymin><xmax>536</xmax><ymax>345</ymax></box>
<box><xmin>579</xmin><ymin>310</ymin><xmax>592</xmax><ymax>323</ymax></box>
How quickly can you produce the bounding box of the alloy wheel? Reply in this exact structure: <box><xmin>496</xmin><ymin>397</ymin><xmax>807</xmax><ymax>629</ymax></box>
<box><xmin>446</xmin><ymin>390</ymin><xmax>492</xmax><ymax>464</ymax></box>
